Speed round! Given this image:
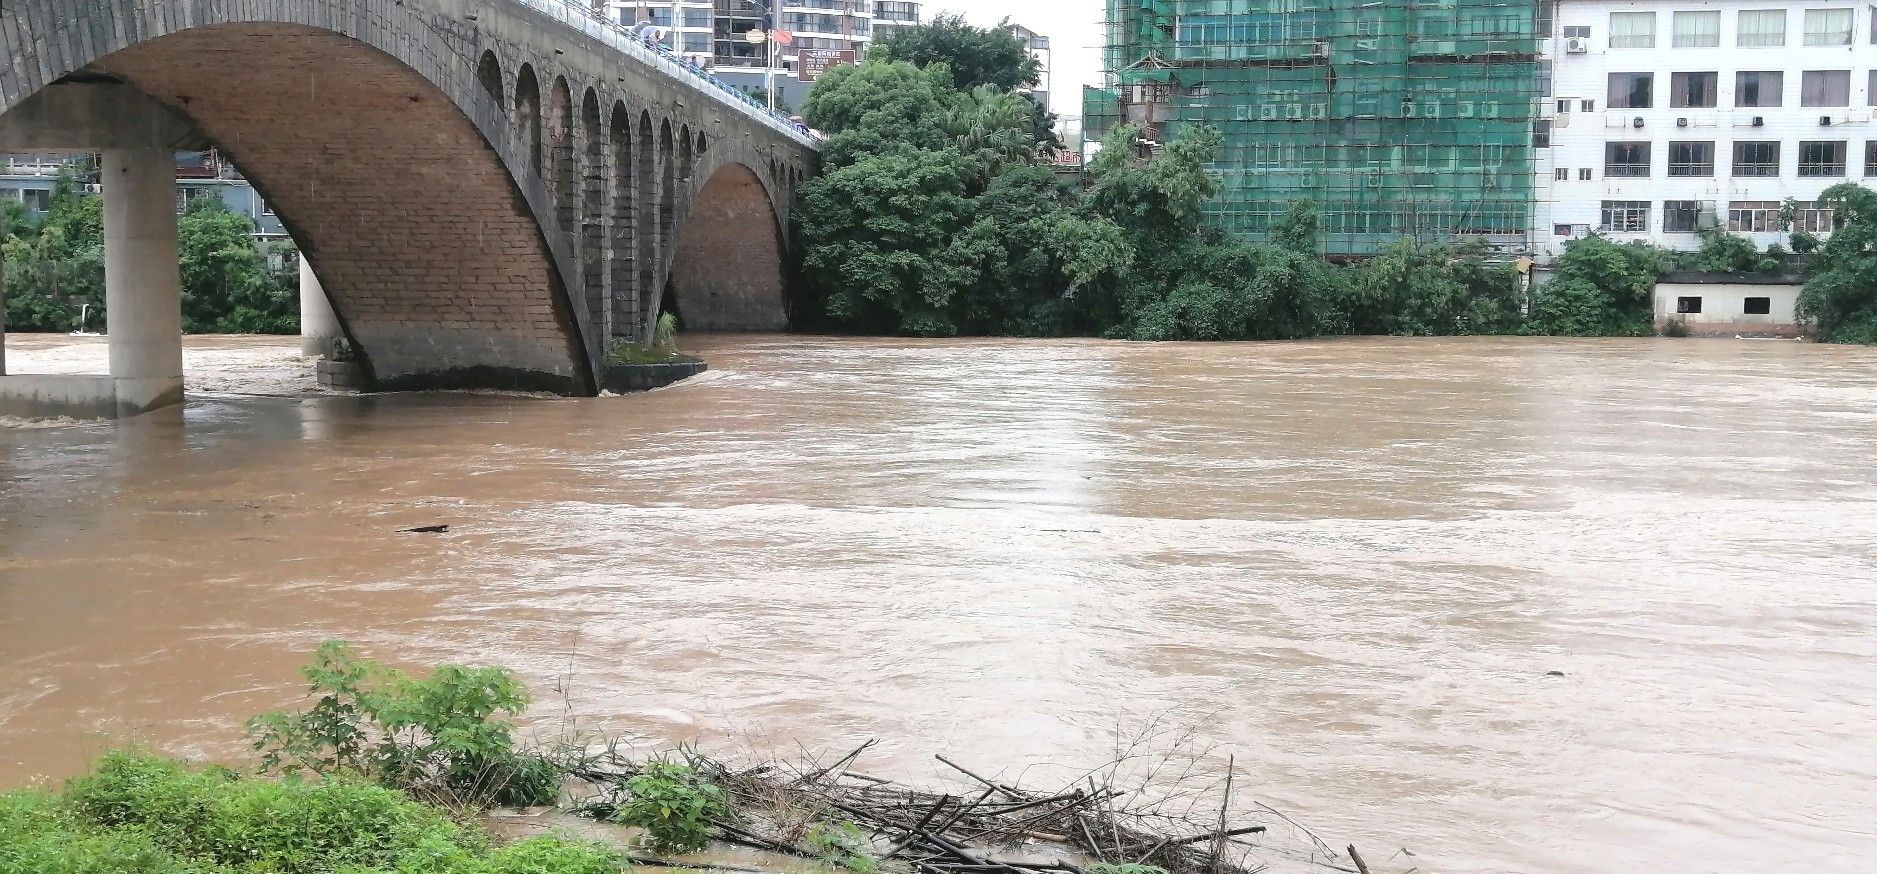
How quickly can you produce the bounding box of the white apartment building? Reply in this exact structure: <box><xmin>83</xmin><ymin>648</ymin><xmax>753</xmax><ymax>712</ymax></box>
<box><xmin>611</xmin><ymin>1</ymin><xmax>716</xmax><ymax>58</ymax></box>
<box><xmin>1533</xmin><ymin>0</ymin><xmax>1877</xmax><ymax>259</ymax></box>
<box><xmin>776</xmin><ymin>0</ymin><xmax>873</xmax><ymax>71</ymax></box>
<box><xmin>871</xmin><ymin>1</ymin><xmax>923</xmax><ymax>43</ymax></box>
<box><xmin>1011</xmin><ymin>24</ymin><xmax>1053</xmax><ymax>111</ymax></box>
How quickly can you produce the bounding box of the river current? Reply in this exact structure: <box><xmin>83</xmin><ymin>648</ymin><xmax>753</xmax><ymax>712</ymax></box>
<box><xmin>2</xmin><ymin>334</ymin><xmax>1875</xmax><ymax>872</ymax></box>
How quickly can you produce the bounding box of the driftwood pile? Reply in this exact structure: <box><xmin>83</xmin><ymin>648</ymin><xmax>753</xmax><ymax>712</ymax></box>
<box><xmin>567</xmin><ymin>738</ymin><xmax>1370</xmax><ymax>874</ymax></box>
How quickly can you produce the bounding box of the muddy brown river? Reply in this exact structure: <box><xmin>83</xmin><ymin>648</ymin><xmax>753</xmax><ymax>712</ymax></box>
<box><xmin>3</xmin><ymin>334</ymin><xmax>1875</xmax><ymax>872</ymax></box>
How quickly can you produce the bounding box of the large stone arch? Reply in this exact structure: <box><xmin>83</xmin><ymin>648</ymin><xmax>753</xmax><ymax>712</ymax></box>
<box><xmin>64</xmin><ymin>22</ymin><xmax>588</xmax><ymax>392</ymax></box>
<box><xmin>0</xmin><ymin>0</ymin><xmax>816</xmax><ymax>401</ymax></box>
<box><xmin>665</xmin><ymin>162</ymin><xmax>788</xmax><ymax>331</ymax></box>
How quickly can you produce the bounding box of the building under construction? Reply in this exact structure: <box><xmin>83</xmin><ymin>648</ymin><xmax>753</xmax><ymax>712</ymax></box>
<box><xmin>1085</xmin><ymin>0</ymin><xmax>1544</xmax><ymax>257</ymax></box>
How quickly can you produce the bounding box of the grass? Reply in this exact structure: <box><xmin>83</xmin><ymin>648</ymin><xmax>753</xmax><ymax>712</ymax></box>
<box><xmin>604</xmin><ymin>343</ymin><xmax>701</xmax><ymax>366</ymax></box>
<box><xmin>0</xmin><ymin>750</ymin><xmax>628</xmax><ymax>874</ymax></box>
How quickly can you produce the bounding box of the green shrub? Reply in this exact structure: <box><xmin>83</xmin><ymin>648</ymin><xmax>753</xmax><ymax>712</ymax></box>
<box><xmin>246</xmin><ymin>641</ymin><xmax>561</xmax><ymax>809</ymax></box>
<box><xmin>804</xmin><ymin>820</ymin><xmax>878</xmax><ymax>874</ymax></box>
<box><xmin>0</xmin><ymin>787</ymin><xmax>194</xmax><ymax>874</ymax></box>
<box><xmin>473</xmin><ymin>835</ymin><xmax>628</xmax><ymax>874</ymax></box>
<box><xmin>14</xmin><ymin>750</ymin><xmax>625</xmax><ymax>874</ymax></box>
<box><xmin>608</xmin><ymin>759</ymin><xmax>729</xmax><ymax>854</ymax></box>
<box><xmin>65</xmin><ymin>750</ymin><xmax>478</xmax><ymax>874</ymax></box>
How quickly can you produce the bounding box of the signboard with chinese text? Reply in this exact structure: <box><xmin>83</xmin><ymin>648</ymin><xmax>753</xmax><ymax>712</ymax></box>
<box><xmin>797</xmin><ymin>49</ymin><xmax>856</xmax><ymax>83</ymax></box>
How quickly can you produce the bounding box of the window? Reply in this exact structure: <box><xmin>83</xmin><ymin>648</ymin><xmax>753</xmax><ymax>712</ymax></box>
<box><xmin>260</xmin><ymin>199</ymin><xmax>275</xmax><ymax>216</ymax></box>
<box><xmin>1790</xmin><ymin>201</ymin><xmax>1837</xmax><ymax>232</ymax></box>
<box><xmin>1677</xmin><ymin>296</ymin><xmax>1703</xmax><ymax>313</ymax></box>
<box><xmin>1744</xmin><ymin>297</ymin><xmax>1772</xmax><ymax>315</ymax></box>
<box><xmin>1669</xmin><ymin>141</ymin><xmax>1715</xmax><ymax>175</ymax></box>
<box><xmin>683</xmin><ymin>32</ymin><xmax>710</xmax><ymax>51</ymax></box>
<box><xmin>1736</xmin><ymin>71</ymin><xmax>1784</xmax><ymax>107</ymax></box>
<box><xmin>1866</xmin><ymin>141</ymin><xmax>1877</xmax><ymax>176</ymax></box>
<box><xmin>1609</xmin><ymin>73</ymin><xmax>1653</xmax><ymax>108</ymax></box>
<box><xmin>1534</xmin><ymin>119</ymin><xmax>1552</xmax><ymax>147</ymax></box>
<box><xmin>1606</xmin><ymin>141</ymin><xmax>1652</xmax><ymax>176</ymax></box>
<box><xmin>1537</xmin><ymin>0</ymin><xmax>1555</xmax><ymax>37</ymax></box>
<box><xmin>1581</xmin><ymin>98</ymin><xmax>1596</xmax><ymax>112</ymax></box>
<box><xmin>1554</xmin><ymin>223</ymin><xmax>1575</xmax><ymax>236</ymax></box>
<box><xmin>1803</xmin><ymin>8</ymin><xmax>1854</xmax><ymax>45</ymax></box>
<box><xmin>1800</xmin><ymin>140</ymin><xmax>1848</xmax><ymax>175</ymax></box>
<box><xmin>1672</xmin><ymin>11</ymin><xmax>1721</xmax><ymax>46</ymax></box>
<box><xmin>1563</xmin><ymin>26</ymin><xmax>1591</xmax><ymax>39</ymax></box>
<box><xmin>1663</xmin><ymin>200</ymin><xmax>1702</xmax><ymax>232</ymax></box>
<box><xmin>1737</xmin><ymin>9</ymin><xmax>1787</xmax><ymax>46</ymax></box>
<box><xmin>22</xmin><ymin>188</ymin><xmax>50</xmax><ymax>212</ymax></box>
<box><xmin>1733</xmin><ymin>142</ymin><xmax>1781</xmax><ymax>176</ymax></box>
<box><xmin>1558</xmin><ymin>99</ymin><xmax>1573</xmax><ymax>113</ymax></box>
<box><xmin>1610</xmin><ymin>12</ymin><xmax>1656</xmax><ymax>47</ymax></box>
<box><xmin>1579</xmin><ymin>167</ymin><xmax>1594</xmax><ymax>180</ymax></box>
<box><xmin>1729</xmin><ymin>200</ymin><xmax>1782</xmax><ymax>231</ymax></box>
<box><xmin>1870</xmin><ymin>70</ymin><xmax>1877</xmax><ymax>106</ymax></box>
<box><xmin>1671</xmin><ymin>72</ymin><xmax>1718</xmax><ymax>107</ymax></box>
<box><xmin>1602</xmin><ymin>200</ymin><xmax>1651</xmax><ymax>231</ymax></box>
<box><xmin>1539</xmin><ymin>60</ymin><xmax>1554</xmax><ymax>97</ymax></box>
<box><xmin>1555</xmin><ymin>167</ymin><xmax>1570</xmax><ymax>180</ymax></box>
<box><xmin>1802</xmin><ymin>70</ymin><xmax>1851</xmax><ymax>106</ymax></box>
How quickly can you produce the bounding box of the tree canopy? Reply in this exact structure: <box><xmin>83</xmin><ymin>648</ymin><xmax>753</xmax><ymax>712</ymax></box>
<box><xmin>1797</xmin><ymin>183</ymin><xmax>1877</xmax><ymax>343</ymax></box>
<box><xmin>868</xmin><ymin>13</ymin><xmax>1042</xmax><ymax>93</ymax></box>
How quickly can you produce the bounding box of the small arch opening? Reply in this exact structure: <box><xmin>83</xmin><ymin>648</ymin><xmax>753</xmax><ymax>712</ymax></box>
<box><xmin>515</xmin><ymin>64</ymin><xmax>543</xmax><ymax>175</ymax></box>
<box><xmin>476</xmin><ymin>50</ymin><xmax>504</xmax><ymax>110</ymax></box>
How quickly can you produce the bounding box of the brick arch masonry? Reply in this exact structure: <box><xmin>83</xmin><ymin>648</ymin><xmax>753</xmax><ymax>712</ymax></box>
<box><xmin>0</xmin><ymin>0</ymin><xmax>814</xmax><ymax>394</ymax></box>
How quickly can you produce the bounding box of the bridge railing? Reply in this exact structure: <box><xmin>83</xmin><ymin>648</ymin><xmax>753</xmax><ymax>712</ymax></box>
<box><xmin>510</xmin><ymin>0</ymin><xmax>821</xmax><ymax>149</ymax></box>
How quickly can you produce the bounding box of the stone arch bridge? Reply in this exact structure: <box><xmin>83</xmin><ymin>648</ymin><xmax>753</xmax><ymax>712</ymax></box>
<box><xmin>0</xmin><ymin>0</ymin><xmax>815</xmax><ymax>414</ymax></box>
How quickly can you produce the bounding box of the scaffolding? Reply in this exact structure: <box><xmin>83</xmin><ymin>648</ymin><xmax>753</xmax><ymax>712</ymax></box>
<box><xmin>1087</xmin><ymin>0</ymin><xmax>1543</xmax><ymax>257</ymax></box>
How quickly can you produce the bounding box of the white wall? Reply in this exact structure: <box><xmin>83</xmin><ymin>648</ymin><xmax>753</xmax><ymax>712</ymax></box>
<box><xmin>1654</xmin><ymin>281</ymin><xmax>1802</xmax><ymax>329</ymax></box>
<box><xmin>1535</xmin><ymin>0</ymin><xmax>1877</xmax><ymax>259</ymax></box>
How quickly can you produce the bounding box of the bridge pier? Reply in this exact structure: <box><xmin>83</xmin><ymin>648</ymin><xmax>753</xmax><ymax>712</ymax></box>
<box><xmin>102</xmin><ymin>148</ymin><xmax>185</xmax><ymax>416</ymax></box>
<box><xmin>299</xmin><ymin>258</ymin><xmax>341</xmax><ymax>358</ymax></box>
<box><xmin>0</xmin><ymin>82</ymin><xmax>197</xmax><ymax>419</ymax></box>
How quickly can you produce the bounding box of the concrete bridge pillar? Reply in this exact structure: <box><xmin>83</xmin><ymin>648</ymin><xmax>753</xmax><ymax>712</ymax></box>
<box><xmin>299</xmin><ymin>258</ymin><xmax>341</xmax><ymax>358</ymax></box>
<box><xmin>0</xmin><ymin>81</ymin><xmax>199</xmax><ymax>419</ymax></box>
<box><xmin>103</xmin><ymin>148</ymin><xmax>185</xmax><ymax>416</ymax></box>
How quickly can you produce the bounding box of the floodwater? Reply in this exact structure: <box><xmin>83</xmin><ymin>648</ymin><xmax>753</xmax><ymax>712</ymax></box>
<box><xmin>3</xmin><ymin>334</ymin><xmax>1876</xmax><ymax>873</ymax></box>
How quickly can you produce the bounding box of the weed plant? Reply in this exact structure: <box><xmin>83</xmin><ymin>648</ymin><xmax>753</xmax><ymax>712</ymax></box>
<box><xmin>0</xmin><ymin>750</ymin><xmax>625</xmax><ymax>874</ymax></box>
<box><xmin>245</xmin><ymin>640</ymin><xmax>561</xmax><ymax>810</ymax></box>
<box><xmin>607</xmin><ymin>759</ymin><xmax>730</xmax><ymax>854</ymax></box>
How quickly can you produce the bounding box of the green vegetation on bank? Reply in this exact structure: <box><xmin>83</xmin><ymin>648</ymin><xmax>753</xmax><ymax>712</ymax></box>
<box><xmin>793</xmin><ymin>16</ymin><xmax>1877</xmax><ymax>344</ymax></box>
<box><xmin>0</xmin><ymin>750</ymin><xmax>625</xmax><ymax>873</ymax></box>
<box><xmin>2</xmin><ymin>170</ymin><xmax>298</xmax><ymax>334</ymax></box>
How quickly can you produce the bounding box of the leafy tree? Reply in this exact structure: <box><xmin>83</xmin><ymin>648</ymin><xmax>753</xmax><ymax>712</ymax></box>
<box><xmin>794</xmin><ymin>148</ymin><xmax>981</xmax><ymax>335</ymax></box>
<box><xmin>1796</xmin><ymin>182</ymin><xmax>1877</xmax><ymax>343</ymax></box>
<box><xmin>1348</xmin><ymin>241</ymin><xmax>1523</xmax><ymax>336</ymax></box>
<box><xmin>2</xmin><ymin>169</ymin><xmax>105</xmax><ymax>332</ymax></box>
<box><xmin>869</xmin><ymin>13</ymin><xmax>1042</xmax><ymax>93</ymax></box>
<box><xmin>942</xmin><ymin>84</ymin><xmax>1045</xmax><ymax>189</ymax></box>
<box><xmin>1527</xmin><ymin>235</ymin><xmax>1669</xmax><ymax>336</ymax></box>
<box><xmin>799</xmin><ymin>60</ymin><xmax>954</xmax><ymax>168</ymax></box>
<box><xmin>177</xmin><ymin>192</ymin><xmax>298</xmax><ymax>334</ymax></box>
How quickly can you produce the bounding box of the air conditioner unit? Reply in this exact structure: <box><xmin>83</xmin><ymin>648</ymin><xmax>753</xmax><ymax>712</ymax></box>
<box><xmin>1697</xmin><ymin>201</ymin><xmax>1719</xmax><ymax>229</ymax></box>
<box><xmin>83</xmin><ymin>184</ymin><xmax>102</xmax><ymax>194</ymax></box>
<box><xmin>1821</xmin><ymin>115</ymin><xmax>1834</xmax><ymax>126</ymax></box>
<box><xmin>1632</xmin><ymin>116</ymin><xmax>1645</xmax><ymax>128</ymax></box>
<box><xmin>1565</xmin><ymin>36</ymin><xmax>1589</xmax><ymax>53</ymax></box>
<box><xmin>1676</xmin><ymin>117</ymin><xmax>1688</xmax><ymax>127</ymax></box>
<box><xmin>1752</xmin><ymin>115</ymin><xmax>1765</xmax><ymax>127</ymax></box>
<box><xmin>1311</xmin><ymin>41</ymin><xmax>1330</xmax><ymax>58</ymax></box>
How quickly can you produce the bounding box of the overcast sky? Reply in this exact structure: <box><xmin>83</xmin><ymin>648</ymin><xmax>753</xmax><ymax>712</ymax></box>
<box><xmin>932</xmin><ymin>1</ymin><xmax>1105</xmax><ymax>118</ymax></box>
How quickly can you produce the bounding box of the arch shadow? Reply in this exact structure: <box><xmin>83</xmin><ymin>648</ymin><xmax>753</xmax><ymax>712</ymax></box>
<box><xmin>665</xmin><ymin>162</ymin><xmax>788</xmax><ymax>332</ymax></box>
